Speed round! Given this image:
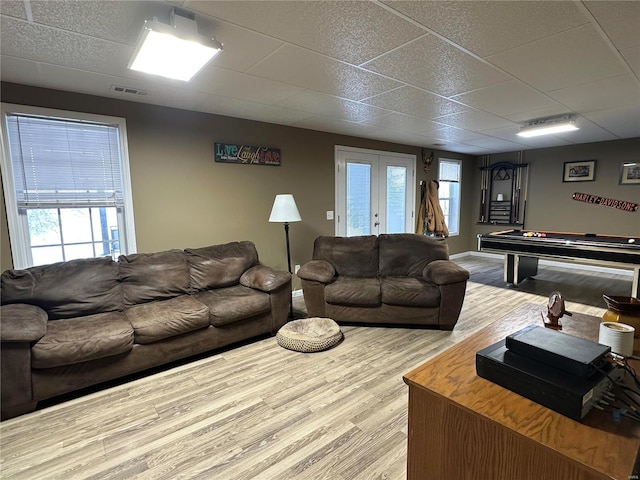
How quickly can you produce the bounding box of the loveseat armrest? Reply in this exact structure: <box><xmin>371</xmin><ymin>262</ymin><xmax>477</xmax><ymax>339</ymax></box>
<box><xmin>424</xmin><ymin>260</ymin><xmax>470</xmax><ymax>286</ymax></box>
<box><xmin>297</xmin><ymin>260</ymin><xmax>336</xmax><ymax>284</ymax></box>
<box><xmin>0</xmin><ymin>304</ymin><xmax>48</xmax><ymax>342</ymax></box>
<box><xmin>240</xmin><ymin>265</ymin><xmax>291</xmax><ymax>293</ymax></box>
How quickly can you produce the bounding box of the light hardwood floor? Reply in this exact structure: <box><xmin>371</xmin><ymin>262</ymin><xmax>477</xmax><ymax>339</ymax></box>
<box><xmin>0</xmin><ymin>255</ymin><xmax>633</xmax><ymax>479</ymax></box>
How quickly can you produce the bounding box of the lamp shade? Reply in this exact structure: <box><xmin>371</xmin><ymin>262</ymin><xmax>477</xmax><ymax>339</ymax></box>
<box><xmin>269</xmin><ymin>194</ymin><xmax>301</xmax><ymax>223</ymax></box>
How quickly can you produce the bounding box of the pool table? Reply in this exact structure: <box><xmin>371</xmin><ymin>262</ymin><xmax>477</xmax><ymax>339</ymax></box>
<box><xmin>477</xmin><ymin>229</ymin><xmax>640</xmax><ymax>297</ymax></box>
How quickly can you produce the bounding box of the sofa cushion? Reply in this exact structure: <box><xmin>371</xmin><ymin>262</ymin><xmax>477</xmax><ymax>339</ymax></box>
<box><xmin>325</xmin><ymin>276</ymin><xmax>381</xmax><ymax>307</ymax></box>
<box><xmin>31</xmin><ymin>312</ymin><xmax>133</xmax><ymax>369</ymax></box>
<box><xmin>186</xmin><ymin>241</ymin><xmax>259</xmax><ymax>291</ymax></box>
<box><xmin>194</xmin><ymin>285</ymin><xmax>270</xmax><ymax>326</ymax></box>
<box><xmin>378</xmin><ymin>234</ymin><xmax>449</xmax><ymax>277</ymax></box>
<box><xmin>381</xmin><ymin>277</ymin><xmax>440</xmax><ymax>307</ymax></box>
<box><xmin>124</xmin><ymin>295</ymin><xmax>210</xmax><ymax>344</ymax></box>
<box><xmin>313</xmin><ymin>236</ymin><xmax>379</xmax><ymax>277</ymax></box>
<box><xmin>119</xmin><ymin>250</ymin><xmax>190</xmax><ymax>306</ymax></box>
<box><xmin>1</xmin><ymin>257</ymin><xmax>122</xmax><ymax>319</ymax></box>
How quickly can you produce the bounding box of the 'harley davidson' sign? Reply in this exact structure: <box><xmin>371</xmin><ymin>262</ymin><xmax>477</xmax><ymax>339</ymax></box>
<box><xmin>215</xmin><ymin>143</ymin><xmax>281</xmax><ymax>166</ymax></box>
<box><xmin>572</xmin><ymin>192</ymin><xmax>638</xmax><ymax>212</ymax></box>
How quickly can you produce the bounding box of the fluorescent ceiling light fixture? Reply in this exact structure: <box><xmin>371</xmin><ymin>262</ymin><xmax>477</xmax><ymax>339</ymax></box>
<box><xmin>128</xmin><ymin>9</ymin><xmax>222</xmax><ymax>81</ymax></box>
<box><xmin>517</xmin><ymin>116</ymin><xmax>579</xmax><ymax>138</ymax></box>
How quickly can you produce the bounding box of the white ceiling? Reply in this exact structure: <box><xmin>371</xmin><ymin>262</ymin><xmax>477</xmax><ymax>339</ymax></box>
<box><xmin>1</xmin><ymin>0</ymin><xmax>639</xmax><ymax>155</ymax></box>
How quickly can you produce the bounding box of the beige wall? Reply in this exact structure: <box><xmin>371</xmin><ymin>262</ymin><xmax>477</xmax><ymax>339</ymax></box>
<box><xmin>0</xmin><ymin>83</ymin><xmax>476</xmax><ymax>284</ymax></box>
<box><xmin>469</xmin><ymin>138</ymin><xmax>640</xmax><ymax>251</ymax></box>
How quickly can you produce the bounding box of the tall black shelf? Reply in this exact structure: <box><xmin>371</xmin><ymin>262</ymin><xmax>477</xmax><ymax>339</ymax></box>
<box><xmin>479</xmin><ymin>161</ymin><xmax>529</xmax><ymax>226</ymax></box>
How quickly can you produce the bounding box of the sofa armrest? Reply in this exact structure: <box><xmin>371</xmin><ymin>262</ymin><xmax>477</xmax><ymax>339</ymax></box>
<box><xmin>240</xmin><ymin>265</ymin><xmax>291</xmax><ymax>293</ymax></box>
<box><xmin>297</xmin><ymin>260</ymin><xmax>336</xmax><ymax>284</ymax></box>
<box><xmin>0</xmin><ymin>304</ymin><xmax>48</xmax><ymax>342</ymax></box>
<box><xmin>424</xmin><ymin>260</ymin><xmax>470</xmax><ymax>286</ymax></box>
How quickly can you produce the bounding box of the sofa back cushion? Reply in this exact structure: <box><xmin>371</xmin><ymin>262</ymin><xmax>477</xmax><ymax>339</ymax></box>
<box><xmin>0</xmin><ymin>257</ymin><xmax>122</xmax><ymax>319</ymax></box>
<box><xmin>119</xmin><ymin>250</ymin><xmax>190</xmax><ymax>306</ymax></box>
<box><xmin>313</xmin><ymin>236</ymin><xmax>379</xmax><ymax>277</ymax></box>
<box><xmin>379</xmin><ymin>234</ymin><xmax>449</xmax><ymax>277</ymax></box>
<box><xmin>186</xmin><ymin>241</ymin><xmax>259</xmax><ymax>291</ymax></box>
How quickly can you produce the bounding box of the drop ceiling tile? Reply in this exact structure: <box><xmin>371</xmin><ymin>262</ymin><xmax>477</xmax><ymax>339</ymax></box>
<box><xmin>552</xmin><ymin>118</ymin><xmax>617</xmax><ymax>143</ymax></box>
<box><xmin>434</xmin><ymin>109</ymin><xmax>516</xmax><ymax>132</ymax></box>
<box><xmin>187</xmin><ymin>0</ymin><xmax>425</xmax><ymax>65</ymax></box>
<box><xmin>227</xmin><ymin>103</ymin><xmax>315</xmax><ymax>126</ymax></box>
<box><xmin>28</xmin><ymin>0</ymin><xmax>152</xmax><ymax>44</ymax></box>
<box><xmin>487</xmin><ymin>24</ymin><xmax>628</xmax><ymax>92</ymax></box>
<box><xmin>276</xmin><ymin>91</ymin><xmax>389</xmax><ymax>123</ymax></box>
<box><xmin>1</xmin><ymin>16</ymin><xmax>133</xmax><ymax>77</ymax></box>
<box><xmin>442</xmin><ymin>143</ymin><xmax>493</xmax><ymax>155</ymax></box>
<box><xmin>363</xmin><ymin>112</ymin><xmax>446</xmax><ymax>137</ymax></box>
<box><xmin>0</xmin><ymin>56</ymin><xmax>42</xmax><ymax>85</ymax></box>
<box><xmin>451</xmin><ymin>80</ymin><xmax>564</xmax><ymax>117</ymax></box>
<box><xmin>0</xmin><ymin>1</ymin><xmax>27</xmax><ymax>19</ymax></box>
<box><xmin>462</xmin><ymin>136</ymin><xmax>539</xmax><ymax>153</ymax></box>
<box><xmin>431</xmin><ymin>125</ymin><xmax>487</xmax><ymax>142</ymax></box>
<box><xmin>191</xmin><ymin>67</ymin><xmax>303</xmax><ymax>105</ymax></box>
<box><xmin>505</xmin><ymin>104</ymin><xmax>575</xmax><ymax>123</ymax></box>
<box><xmin>621</xmin><ymin>46</ymin><xmax>640</xmax><ymax>77</ymax></box>
<box><xmin>247</xmin><ymin>44</ymin><xmax>402</xmax><ymax>101</ymax></box>
<box><xmin>583</xmin><ymin>106</ymin><xmax>640</xmax><ymax>139</ymax></box>
<box><xmin>385</xmin><ymin>1</ymin><xmax>588</xmax><ymax>57</ymax></box>
<box><xmin>546</xmin><ymin>74</ymin><xmax>640</xmax><ymax>113</ymax></box>
<box><xmin>481</xmin><ymin>125</ymin><xmax>573</xmax><ymax>149</ymax></box>
<box><xmin>362</xmin><ymin>34</ymin><xmax>510</xmax><ymax>97</ymax></box>
<box><xmin>364</xmin><ymin>86</ymin><xmax>467</xmax><ymax>119</ymax></box>
<box><xmin>584</xmin><ymin>1</ymin><xmax>640</xmax><ymax>50</ymax></box>
<box><xmin>293</xmin><ymin>116</ymin><xmax>383</xmax><ymax>138</ymax></box>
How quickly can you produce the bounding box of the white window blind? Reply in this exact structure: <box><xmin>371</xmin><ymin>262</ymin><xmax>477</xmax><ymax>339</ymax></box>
<box><xmin>439</xmin><ymin>160</ymin><xmax>461</xmax><ymax>182</ymax></box>
<box><xmin>6</xmin><ymin>114</ymin><xmax>124</xmax><ymax>208</ymax></box>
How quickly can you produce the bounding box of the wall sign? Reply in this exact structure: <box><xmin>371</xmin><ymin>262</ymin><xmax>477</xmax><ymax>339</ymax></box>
<box><xmin>215</xmin><ymin>143</ymin><xmax>281</xmax><ymax>166</ymax></box>
<box><xmin>572</xmin><ymin>192</ymin><xmax>638</xmax><ymax>212</ymax></box>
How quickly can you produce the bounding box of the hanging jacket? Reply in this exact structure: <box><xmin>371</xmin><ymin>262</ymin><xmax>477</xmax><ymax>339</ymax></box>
<box><xmin>426</xmin><ymin>180</ymin><xmax>449</xmax><ymax>237</ymax></box>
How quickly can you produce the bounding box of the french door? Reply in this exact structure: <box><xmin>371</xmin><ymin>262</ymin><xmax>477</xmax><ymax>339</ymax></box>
<box><xmin>335</xmin><ymin>146</ymin><xmax>416</xmax><ymax>236</ymax></box>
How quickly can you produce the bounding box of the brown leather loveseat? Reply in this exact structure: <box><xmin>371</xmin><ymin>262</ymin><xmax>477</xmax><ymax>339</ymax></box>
<box><xmin>297</xmin><ymin>234</ymin><xmax>469</xmax><ymax>329</ymax></box>
<box><xmin>0</xmin><ymin>241</ymin><xmax>291</xmax><ymax>420</ymax></box>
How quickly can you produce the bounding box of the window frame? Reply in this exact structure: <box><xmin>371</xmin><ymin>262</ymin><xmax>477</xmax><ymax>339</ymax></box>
<box><xmin>0</xmin><ymin>103</ymin><xmax>137</xmax><ymax>269</ymax></box>
<box><xmin>438</xmin><ymin>158</ymin><xmax>462</xmax><ymax>236</ymax></box>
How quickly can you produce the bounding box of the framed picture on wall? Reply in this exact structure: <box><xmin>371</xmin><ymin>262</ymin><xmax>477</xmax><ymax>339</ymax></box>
<box><xmin>563</xmin><ymin>160</ymin><xmax>596</xmax><ymax>182</ymax></box>
<box><xmin>620</xmin><ymin>162</ymin><xmax>640</xmax><ymax>185</ymax></box>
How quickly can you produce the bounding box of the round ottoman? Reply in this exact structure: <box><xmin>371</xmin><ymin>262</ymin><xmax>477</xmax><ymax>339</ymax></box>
<box><xmin>276</xmin><ymin>317</ymin><xmax>343</xmax><ymax>353</ymax></box>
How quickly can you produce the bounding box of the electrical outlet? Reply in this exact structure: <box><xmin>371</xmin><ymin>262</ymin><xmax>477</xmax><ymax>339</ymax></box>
<box><xmin>294</xmin><ymin>264</ymin><xmax>300</xmax><ymax>274</ymax></box>
<box><xmin>327</xmin><ymin>210</ymin><xmax>334</xmax><ymax>220</ymax></box>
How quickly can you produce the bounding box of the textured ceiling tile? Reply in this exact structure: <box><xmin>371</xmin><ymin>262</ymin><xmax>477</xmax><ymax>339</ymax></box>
<box><xmin>363</xmin><ymin>86</ymin><xmax>468</xmax><ymax>119</ymax></box>
<box><xmin>1</xmin><ymin>16</ymin><xmax>132</xmax><ymax>76</ymax></box>
<box><xmin>187</xmin><ymin>0</ymin><xmax>425</xmax><ymax>65</ymax></box>
<box><xmin>248</xmin><ymin>44</ymin><xmax>402</xmax><ymax>101</ymax></box>
<box><xmin>487</xmin><ymin>24</ymin><xmax>628</xmax><ymax>92</ymax></box>
<box><xmin>276</xmin><ymin>91</ymin><xmax>389</xmax><ymax>123</ymax></box>
<box><xmin>434</xmin><ymin>109</ymin><xmax>515</xmax><ymax>132</ymax></box>
<box><xmin>362</xmin><ymin>35</ymin><xmax>510</xmax><ymax>97</ymax></box>
<box><xmin>29</xmin><ymin>0</ymin><xmax>153</xmax><ymax>44</ymax></box>
<box><xmin>583</xmin><ymin>106</ymin><xmax>640</xmax><ymax>139</ymax></box>
<box><xmin>462</xmin><ymin>136</ymin><xmax>538</xmax><ymax>152</ymax></box>
<box><xmin>363</xmin><ymin>112</ymin><xmax>445</xmax><ymax>137</ymax></box>
<box><xmin>431</xmin><ymin>125</ymin><xmax>487</xmax><ymax>142</ymax></box>
<box><xmin>385</xmin><ymin>1</ymin><xmax>588</xmax><ymax>57</ymax></box>
<box><xmin>293</xmin><ymin>116</ymin><xmax>381</xmax><ymax>138</ymax></box>
<box><xmin>0</xmin><ymin>1</ymin><xmax>27</xmax><ymax>19</ymax></box>
<box><xmin>191</xmin><ymin>67</ymin><xmax>303</xmax><ymax>105</ymax></box>
<box><xmin>584</xmin><ymin>1</ymin><xmax>640</xmax><ymax>50</ymax></box>
<box><xmin>451</xmin><ymin>80</ymin><xmax>564</xmax><ymax>117</ymax></box>
<box><xmin>552</xmin><ymin>118</ymin><xmax>617</xmax><ymax>143</ymax></box>
<box><xmin>621</xmin><ymin>46</ymin><xmax>640</xmax><ymax>77</ymax></box>
<box><xmin>0</xmin><ymin>56</ymin><xmax>41</xmax><ymax>85</ymax></box>
<box><xmin>547</xmin><ymin>74</ymin><xmax>640</xmax><ymax>113</ymax></box>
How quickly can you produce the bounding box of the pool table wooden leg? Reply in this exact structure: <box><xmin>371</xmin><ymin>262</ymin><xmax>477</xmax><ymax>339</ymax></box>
<box><xmin>505</xmin><ymin>254</ymin><xmax>539</xmax><ymax>285</ymax></box>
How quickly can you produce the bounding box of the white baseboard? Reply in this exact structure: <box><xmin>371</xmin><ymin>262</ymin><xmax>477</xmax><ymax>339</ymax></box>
<box><xmin>452</xmin><ymin>250</ymin><xmax>634</xmax><ymax>277</ymax></box>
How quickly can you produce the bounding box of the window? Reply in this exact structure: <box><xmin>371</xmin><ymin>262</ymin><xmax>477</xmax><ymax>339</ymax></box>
<box><xmin>438</xmin><ymin>158</ymin><xmax>462</xmax><ymax>236</ymax></box>
<box><xmin>1</xmin><ymin>104</ymin><xmax>136</xmax><ymax>269</ymax></box>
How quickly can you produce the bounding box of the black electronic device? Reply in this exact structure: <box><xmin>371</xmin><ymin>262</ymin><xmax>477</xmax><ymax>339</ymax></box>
<box><xmin>505</xmin><ymin>325</ymin><xmax>611</xmax><ymax>378</ymax></box>
<box><xmin>476</xmin><ymin>339</ymin><xmax>619</xmax><ymax>420</ymax></box>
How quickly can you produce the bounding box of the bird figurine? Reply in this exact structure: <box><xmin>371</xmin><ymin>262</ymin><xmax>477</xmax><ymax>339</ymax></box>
<box><xmin>541</xmin><ymin>291</ymin><xmax>572</xmax><ymax>330</ymax></box>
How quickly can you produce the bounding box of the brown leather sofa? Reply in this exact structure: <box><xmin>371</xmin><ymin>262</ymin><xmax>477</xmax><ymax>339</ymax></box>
<box><xmin>298</xmin><ymin>234</ymin><xmax>469</xmax><ymax>329</ymax></box>
<box><xmin>0</xmin><ymin>241</ymin><xmax>291</xmax><ymax>420</ymax></box>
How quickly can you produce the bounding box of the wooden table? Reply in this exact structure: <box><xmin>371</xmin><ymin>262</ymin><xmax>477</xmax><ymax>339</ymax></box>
<box><xmin>403</xmin><ymin>303</ymin><xmax>640</xmax><ymax>480</ymax></box>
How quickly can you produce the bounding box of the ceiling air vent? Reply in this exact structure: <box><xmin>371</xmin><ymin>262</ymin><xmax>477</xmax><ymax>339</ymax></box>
<box><xmin>111</xmin><ymin>85</ymin><xmax>148</xmax><ymax>96</ymax></box>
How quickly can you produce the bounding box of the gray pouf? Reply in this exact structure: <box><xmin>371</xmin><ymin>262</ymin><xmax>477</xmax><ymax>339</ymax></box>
<box><xmin>276</xmin><ymin>317</ymin><xmax>343</xmax><ymax>353</ymax></box>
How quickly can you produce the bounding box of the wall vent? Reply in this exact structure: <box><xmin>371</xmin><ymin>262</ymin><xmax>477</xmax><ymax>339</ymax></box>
<box><xmin>111</xmin><ymin>85</ymin><xmax>148</xmax><ymax>96</ymax></box>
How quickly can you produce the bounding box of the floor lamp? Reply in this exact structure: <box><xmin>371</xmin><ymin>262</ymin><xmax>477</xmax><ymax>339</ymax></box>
<box><xmin>269</xmin><ymin>194</ymin><xmax>301</xmax><ymax>320</ymax></box>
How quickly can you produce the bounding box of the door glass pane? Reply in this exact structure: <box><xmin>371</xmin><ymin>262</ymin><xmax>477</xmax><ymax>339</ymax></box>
<box><xmin>386</xmin><ymin>166</ymin><xmax>406</xmax><ymax>233</ymax></box>
<box><xmin>346</xmin><ymin>163</ymin><xmax>371</xmax><ymax>236</ymax></box>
